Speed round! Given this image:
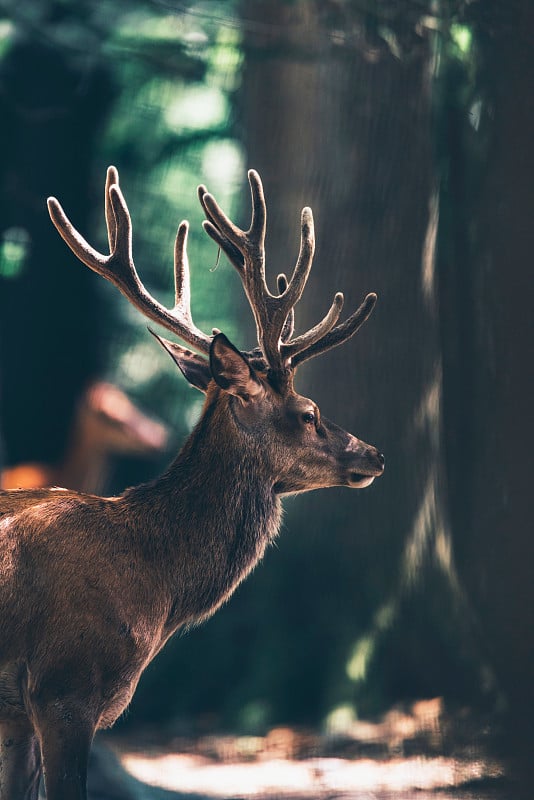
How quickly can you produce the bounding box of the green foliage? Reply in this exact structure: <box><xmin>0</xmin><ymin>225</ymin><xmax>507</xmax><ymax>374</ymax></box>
<box><xmin>94</xmin><ymin>2</ymin><xmax>245</xmax><ymax>430</ymax></box>
<box><xmin>0</xmin><ymin>0</ymin><xmax>245</xmax><ymax>432</ymax></box>
<box><xmin>0</xmin><ymin>227</ymin><xmax>29</xmax><ymax>279</ymax></box>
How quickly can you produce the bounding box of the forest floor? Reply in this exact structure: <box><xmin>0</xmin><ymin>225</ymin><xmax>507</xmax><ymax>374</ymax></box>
<box><xmin>94</xmin><ymin>698</ymin><xmax>526</xmax><ymax>800</ymax></box>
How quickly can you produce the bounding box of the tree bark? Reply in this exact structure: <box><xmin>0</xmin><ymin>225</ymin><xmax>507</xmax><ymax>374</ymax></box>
<box><xmin>236</xmin><ymin>0</ymin><xmax>462</xmax><ymax>719</ymax></box>
<box><xmin>441</xmin><ymin>0</ymin><xmax>534</xmax><ymax>744</ymax></box>
<box><xmin>0</xmin><ymin>37</ymin><xmax>113</xmax><ymax>467</ymax></box>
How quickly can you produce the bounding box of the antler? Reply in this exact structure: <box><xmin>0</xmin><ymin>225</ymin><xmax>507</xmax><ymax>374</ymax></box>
<box><xmin>48</xmin><ymin>167</ymin><xmax>376</xmax><ymax>381</ymax></box>
<box><xmin>47</xmin><ymin>167</ymin><xmax>212</xmax><ymax>356</ymax></box>
<box><xmin>199</xmin><ymin>170</ymin><xmax>377</xmax><ymax>375</ymax></box>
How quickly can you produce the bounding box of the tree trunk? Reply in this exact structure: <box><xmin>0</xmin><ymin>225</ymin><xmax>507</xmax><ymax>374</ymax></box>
<box><xmin>441</xmin><ymin>0</ymin><xmax>534</xmax><ymax>746</ymax></box>
<box><xmin>0</xmin><ymin>37</ymin><xmax>113</xmax><ymax>468</ymax></box>
<box><xmin>236</xmin><ymin>0</ymin><xmax>465</xmax><ymax>719</ymax></box>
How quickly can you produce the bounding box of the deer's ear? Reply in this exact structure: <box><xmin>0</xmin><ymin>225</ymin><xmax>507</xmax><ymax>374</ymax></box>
<box><xmin>150</xmin><ymin>330</ymin><xmax>211</xmax><ymax>393</ymax></box>
<box><xmin>209</xmin><ymin>333</ymin><xmax>263</xmax><ymax>402</ymax></box>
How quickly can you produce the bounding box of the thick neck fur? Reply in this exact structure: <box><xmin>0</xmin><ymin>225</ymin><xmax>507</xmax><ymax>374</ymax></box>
<box><xmin>120</xmin><ymin>387</ymin><xmax>282</xmax><ymax>629</ymax></box>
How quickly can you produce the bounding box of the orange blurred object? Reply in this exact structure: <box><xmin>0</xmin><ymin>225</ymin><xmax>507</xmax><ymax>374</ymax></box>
<box><xmin>2</xmin><ymin>381</ymin><xmax>168</xmax><ymax>493</ymax></box>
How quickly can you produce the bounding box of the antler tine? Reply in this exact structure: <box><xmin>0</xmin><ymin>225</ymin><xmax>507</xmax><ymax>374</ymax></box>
<box><xmin>48</xmin><ymin>196</ymin><xmax>109</xmax><ymax>272</ymax></box>
<box><xmin>198</xmin><ymin>184</ymin><xmax>245</xmax><ymax>274</ymax></box>
<box><xmin>282</xmin><ymin>292</ymin><xmax>344</xmax><ymax>361</ymax></box>
<box><xmin>277</xmin><ymin>274</ymin><xmax>294</xmax><ymax>342</ymax></box>
<box><xmin>292</xmin><ymin>292</ymin><xmax>378</xmax><ymax>368</ymax></box>
<box><xmin>247</xmin><ymin>169</ymin><xmax>267</xmax><ymax>244</ymax></box>
<box><xmin>105</xmin><ymin>165</ymin><xmax>118</xmax><ymax>251</ymax></box>
<box><xmin>48</xmin><ymin>167</ymin><xmax>212</xmax><ymax>356</ymax></box>
<box><xmin>173</xmin><ymin>220</ymin><xmax>191</xmax><ymax>315</ymax></box>
<box><xmin>279</xmin><ymin>206</ymin><xmax>315</xmax><ymax>314</ymax></box>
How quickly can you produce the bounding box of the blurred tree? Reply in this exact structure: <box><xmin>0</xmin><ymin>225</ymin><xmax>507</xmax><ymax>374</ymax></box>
<box><xmin>134</xmin><ymin>0</ymin><xmax>485</xmax><ymax>733</ymax></box>
<box><xmin>235</xmin><ymin>0</ymin><xmax>473</xmax><ymax>723</ymax></box>
<box><xmin>0</xmin><ymin>22</ymin><xmax>114</xmax><ymax>467</ymax></box>
<box><xmin>438</xmin><ymin>0</ymin><xmax>534</xmax><ymax>750</ymax></box>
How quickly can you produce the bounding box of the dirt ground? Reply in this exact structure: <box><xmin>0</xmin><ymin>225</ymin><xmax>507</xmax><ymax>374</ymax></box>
<box><xmin>93</xmin><ymin>699</ymin><xmax>526</xmax><ymax>800</ymax></box>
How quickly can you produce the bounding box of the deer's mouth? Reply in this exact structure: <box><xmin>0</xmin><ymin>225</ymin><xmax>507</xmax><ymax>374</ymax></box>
<box><xmin>348</xmin><ymin>472</ymin><xmax>376</xmax><ymax>488</ymax></box>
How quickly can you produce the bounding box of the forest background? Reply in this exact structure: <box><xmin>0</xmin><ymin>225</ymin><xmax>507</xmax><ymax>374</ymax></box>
<box><xmin>0</xmin><ymin>0</ymin><xmax>531</xmax><ymax>758</ymax></box>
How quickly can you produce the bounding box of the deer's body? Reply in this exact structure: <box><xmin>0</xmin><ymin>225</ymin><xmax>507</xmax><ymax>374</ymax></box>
<box><xmin>0</xmin><ymin>387</ymin><xmax>280</xmax><ymax>730</ymax></box>
<box><xmin>0</xmin><ymin>168</ymin><xmax>383</xmax><ymax>798</ymax></box>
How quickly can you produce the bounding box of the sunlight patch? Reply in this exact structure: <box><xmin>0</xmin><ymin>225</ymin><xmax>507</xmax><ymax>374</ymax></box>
<box><xmin>120</xmin><ymin>751</ymin><xmax>502</xmax><ymax>797</ymax></box>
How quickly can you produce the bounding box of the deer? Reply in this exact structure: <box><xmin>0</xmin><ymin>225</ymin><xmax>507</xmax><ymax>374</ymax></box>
<box><xmin>0</xmin><ymin>166</ymin><xmax>384</xmax><ymax>799</ymax></box>
<box><xmin>2</xmin><ymin>381</ymin><xmax>168</xmax><ymax>494</ymax></box>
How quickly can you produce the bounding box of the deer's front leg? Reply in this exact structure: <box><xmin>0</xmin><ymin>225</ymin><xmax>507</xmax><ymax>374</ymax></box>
<box><xmin>32</xmin><ymin>701</ymin><xmax>95</xmax><ymax>800</ymax></box>
<box><xmin>0</xmin><ymin>718</ymin><xmax>41</xmax><ymax>800</ymax></box>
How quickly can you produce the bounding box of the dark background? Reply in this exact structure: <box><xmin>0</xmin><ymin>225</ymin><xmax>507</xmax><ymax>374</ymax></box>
<box><xmin>0</xmin><ymin>0</ymin><xmax>531</xmax><ymax>760</ymax></box>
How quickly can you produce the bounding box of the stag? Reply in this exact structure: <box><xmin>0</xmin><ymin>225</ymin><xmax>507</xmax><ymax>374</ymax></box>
<box><xmin>0</xmin><ymin>168</ymin><xmax>384</xmax><ymax>799</ymax></box>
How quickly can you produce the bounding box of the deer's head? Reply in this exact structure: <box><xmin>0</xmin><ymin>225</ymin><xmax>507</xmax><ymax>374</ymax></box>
<box><xmin>48</xmin><ymin>168</ymin><xmax>384</xmax><ymax>494</ymax></box>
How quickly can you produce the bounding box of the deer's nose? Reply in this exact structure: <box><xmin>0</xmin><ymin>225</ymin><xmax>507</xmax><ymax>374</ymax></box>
<box><xmin>377</xmin><ymin>451</ymin><xmax>385</xmax><ymax>469</ymax></box>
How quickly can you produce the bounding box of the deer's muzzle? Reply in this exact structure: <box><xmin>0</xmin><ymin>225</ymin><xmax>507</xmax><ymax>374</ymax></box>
<box><xmin>344</xmin><ymin>441</ymin><xmax>385</xmax><ymax>488</ymax></box>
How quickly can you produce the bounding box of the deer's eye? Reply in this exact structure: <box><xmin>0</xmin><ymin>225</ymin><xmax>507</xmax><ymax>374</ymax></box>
<box><xmin>302</xmin><ymin>411</ymin><xmax>316</xmax><ymax>425</ymax></box>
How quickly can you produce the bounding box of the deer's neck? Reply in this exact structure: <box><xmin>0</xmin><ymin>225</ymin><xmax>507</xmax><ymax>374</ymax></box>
<box><xmin>121</xmin><ymin>396</ymin><xmax>282</xmax><ymax>629</ymax></box>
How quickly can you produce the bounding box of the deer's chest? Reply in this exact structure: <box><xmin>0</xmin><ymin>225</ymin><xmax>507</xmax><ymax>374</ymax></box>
<box><xmin>167</xmin><ymin>510</ymin><xmax>280</xmax><ymax>628</ymax></box>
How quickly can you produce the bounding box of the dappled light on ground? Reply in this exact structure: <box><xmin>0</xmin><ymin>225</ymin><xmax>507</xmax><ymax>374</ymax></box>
<box><xmin>120</xmin><ymin>751</ymin><xmax>502</xmax><ymax>798</ymax></box>
<box><xmin>113</xmin><ymin>700</ymin><xmax>506</xmax><ymax>799</ymax></box>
